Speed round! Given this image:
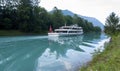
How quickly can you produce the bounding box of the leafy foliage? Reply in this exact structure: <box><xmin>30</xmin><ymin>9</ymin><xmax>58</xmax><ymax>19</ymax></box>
<box><xmin>0</xmin><ymin>0</ymin><xmax>101</xmax><ymax>33</ymax></box>
<box><xmin>105</xmin><ymin>12</ymin><xmax>120</xmax><ymax>34</ymax></box>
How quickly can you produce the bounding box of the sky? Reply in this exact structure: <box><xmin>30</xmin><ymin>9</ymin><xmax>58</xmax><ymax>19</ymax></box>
<box><xmin>40</xmin><ymin>0</ymin><xmax>120</xmax><ymax>24</ymax></box>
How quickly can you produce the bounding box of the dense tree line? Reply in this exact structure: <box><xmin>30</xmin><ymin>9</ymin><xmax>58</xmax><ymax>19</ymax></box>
<box><xmin>104</xmin><ymin>12</ymin><xmax>120</xmax><ymax>35</ymax></box>
<box><xmin>0</xmin><ymin>0</ymin><xmax>101</xmax><ymax>33</ymax></box>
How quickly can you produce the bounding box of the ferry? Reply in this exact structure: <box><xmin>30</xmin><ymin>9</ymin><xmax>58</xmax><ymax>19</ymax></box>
<box><xmin>48</xmin><ymin>24</ymin><xmax>83</xmax><ymax>36</ymax></box>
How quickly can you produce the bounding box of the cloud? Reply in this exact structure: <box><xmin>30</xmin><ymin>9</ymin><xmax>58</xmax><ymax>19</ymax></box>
<box><xmin>40</xmin><ymin>0</ymin><xmax>120</xmax><ymax>24</ymax></box>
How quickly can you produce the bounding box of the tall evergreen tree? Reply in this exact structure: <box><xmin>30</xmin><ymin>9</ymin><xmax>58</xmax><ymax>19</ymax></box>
<box><xmin>52</xmin><ymin>7</ymin><xmax>65</xmax><ymax>29</ymax></box>
<box><xmin>105</xmin><ymin>12</ymin><xmax>120</xmax><ymax>34</ymax></box>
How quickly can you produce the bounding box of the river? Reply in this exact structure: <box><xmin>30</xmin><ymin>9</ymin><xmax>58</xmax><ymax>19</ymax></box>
<box><xmin>0</xmin><ymin>33</ymin><xmax>110</xmax><ymax>71</ymax></box>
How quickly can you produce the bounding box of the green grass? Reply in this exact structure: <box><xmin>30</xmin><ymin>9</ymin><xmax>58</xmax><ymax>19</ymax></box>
<box><xmin>0</xmin><ymin>30</ymin><xmax>48</xmax><ymax>36</ymax></box>
<box><xmin>0</xmin><ymin>30</ymin><xmax>26</xmax><ymax>36</ymax></box>
<box><xmin>80</xmin><ymin>34</ymin><xmax>120</xmax><ymax>71</ymax></box>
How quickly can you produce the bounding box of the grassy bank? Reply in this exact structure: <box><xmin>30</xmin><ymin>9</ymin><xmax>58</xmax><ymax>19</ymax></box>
<box><xmin>80</xmin><ymin>34</ymin><xmax>120</xmax><ymax>71</ymax></box>
<box><xmin>0</xmin><ymin>30</ymin><xmax>47</xmax><ymax>36</ymax></box>
<box><xmin>0</xmin><ymin>30</ymin><xmax>26</xmax><ymax>36</ymax></box>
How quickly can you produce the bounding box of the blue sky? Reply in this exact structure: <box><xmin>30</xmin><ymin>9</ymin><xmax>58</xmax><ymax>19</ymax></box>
<box><xmin>40</xmin><ymin>0</ymin><xmax>120</xmax><ymax>24</ymax></box>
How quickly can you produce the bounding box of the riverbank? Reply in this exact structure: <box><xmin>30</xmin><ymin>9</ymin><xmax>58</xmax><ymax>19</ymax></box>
<box><xmin>80</xmin><ymin>34</ymin><xmax>120</xmax><ymax>71</ymax></box>
<box><xmin>0</xmin><ymin>30</ymin><xmax>47</xmax><ymax>36</ymax></box>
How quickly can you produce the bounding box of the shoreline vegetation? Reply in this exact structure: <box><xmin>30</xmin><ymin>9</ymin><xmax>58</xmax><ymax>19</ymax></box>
<box><xmin>0</xmin><ymin>30</ymin><xmax>47</xmax><ymax>36</ymax></box>
<box><xmin>0</xmin><ymin>0</ymin><xmax>120</xmax><ymax>71</ymax></box>
<box><xmin>80</xmin><ymin>12</ymin><xmax>120</xmax><ymax>71</ymax></box>
<box><xmin>80</xmin><ymin>34</ymin><xmax>120</xmax><ymax>71</ymax></box>
<box><xmin>0</xmin><ymin>0</ymin><xmax>101</xmax><ymax>34</ymax></box>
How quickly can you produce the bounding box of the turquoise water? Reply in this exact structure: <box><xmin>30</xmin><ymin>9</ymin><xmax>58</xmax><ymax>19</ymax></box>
<box><xmin>0</xmin><ymin>33</ymin><xmax>110</xmax><ymax>71</ymax></box>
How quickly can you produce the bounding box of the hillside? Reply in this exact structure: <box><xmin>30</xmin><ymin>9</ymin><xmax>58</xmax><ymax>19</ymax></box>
<box><xmin>61</xmin><ymin>10</ymin><xmax>104</xmax><ymax>30</ymax></box>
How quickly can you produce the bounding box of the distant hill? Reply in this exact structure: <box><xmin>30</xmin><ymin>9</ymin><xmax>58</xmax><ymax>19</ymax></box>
<box><xmin>61</xmin><ymin>10</ymin><xmax>104</xmax><ymax>30</ymax></box>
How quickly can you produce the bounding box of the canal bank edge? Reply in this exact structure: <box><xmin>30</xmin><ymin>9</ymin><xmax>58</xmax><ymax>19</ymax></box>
<box><xmin>0</xmin><ymin>30</ymin><xmax>47</xmax><ymax>36</ymax></box>
<box><xmin>80</xmin><ymin>34</ymin><xmax>120</xmax><ymax>71</ymax></box>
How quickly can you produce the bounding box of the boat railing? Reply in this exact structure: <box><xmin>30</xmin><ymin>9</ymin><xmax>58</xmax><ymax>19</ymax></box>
<box><xmin>67</xmin><ymin>25</ymin><xmax>75</xmax><ymax>33</ymax></box>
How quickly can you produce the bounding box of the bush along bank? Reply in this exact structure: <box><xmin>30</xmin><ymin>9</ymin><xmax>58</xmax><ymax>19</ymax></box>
<box><xmin>80</xmin><ymin>34</ymin><xmax>120</xmax><ymax>71</ymax></box>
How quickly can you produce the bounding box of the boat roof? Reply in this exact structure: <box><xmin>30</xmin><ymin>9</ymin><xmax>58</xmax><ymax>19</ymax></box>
<box><xmin>60</xmin><ymin>24</ymin><xmax>82</xmax><ymax>29</ymax></box>
<box><xmin>55</xmin><ymin>29</ymin><xmax>82</xmax><ymax>32</ymax></box>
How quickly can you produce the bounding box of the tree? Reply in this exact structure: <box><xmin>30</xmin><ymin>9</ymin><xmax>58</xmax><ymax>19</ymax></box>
<box><xmin>33</xmin><ymin>7</ymin><xmax>49</xmax><ymax>33</ymax></box>
<box><xmin>0</xmin><ymin>0</ymin><xmax>19</xmax><ymax>30</ymax></box>
<box><xmin>52</xmin><ymin>7</ymin><xmax>65</xmax><ymax>29</ymax></box>
<box><xmin>94</xmin><ymin>26</ymin><xmax>101</xmax><ymax>32</ymax></box>
<box><xmin>64</xmin><ymin>15</ymin><xmax>73</xmax><ymax>26</ymax></box>
<box><xmin>105</xmin><ymin>12</ymin><xmax>120</xmax><ymax>34</ymax></box>
<box><xmin>18</xmin><ymin>0</ymin><xmax>41</xmax><ymax>32</ymax></box>
<box><xmin>17</xmin><ymin>0</ymin><xmax>33</xmax><ymax>32</ymax></box>
<box><xmin>0</xmin><ymin>0</ymin><xmax>101</xmax><ymax>34</ymax></box>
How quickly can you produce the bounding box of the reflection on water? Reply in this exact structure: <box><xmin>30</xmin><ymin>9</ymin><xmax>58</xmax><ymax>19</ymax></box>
<box><xmin>48</xmin><ymin>36</ymin><xmax>84</xmax><ymax>52</ymax></box>
<box><xmin>0</xmin><ymin>33</ymin><xmax>110</xmax><ymax>71</ymax></box>
<box><xmin>36</xmin><ymin>36</ymin><xmax>84</xmax><ymax>71</ymax></box>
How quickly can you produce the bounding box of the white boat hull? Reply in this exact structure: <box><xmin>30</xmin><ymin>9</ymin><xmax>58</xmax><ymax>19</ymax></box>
<box><xmin>48</xmin><ymin>32</ymin><xmax>83</xmax><ymax>36</ymax></box>
<box><xmin>48</xmin><ymin>24</ymin><xmax>83</xmax><ymax>36</ymax></box>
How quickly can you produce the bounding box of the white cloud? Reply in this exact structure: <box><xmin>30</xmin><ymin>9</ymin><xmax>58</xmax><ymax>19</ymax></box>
<box><xmin>40</xmin><ymin>0</ymin><xmax>120</xmax><ymax>24</ymax></box>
